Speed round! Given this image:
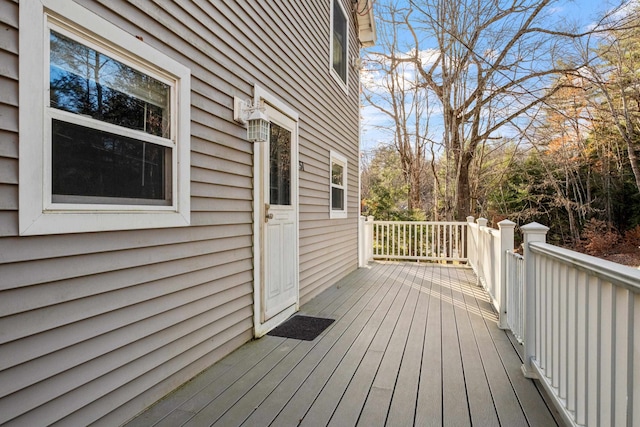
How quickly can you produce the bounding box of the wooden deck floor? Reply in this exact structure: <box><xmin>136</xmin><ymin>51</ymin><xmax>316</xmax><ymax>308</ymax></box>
<box><xmin>126</xmin><ymin>262</ymin><xmax>558</xmax><ymax>427</ymax></box>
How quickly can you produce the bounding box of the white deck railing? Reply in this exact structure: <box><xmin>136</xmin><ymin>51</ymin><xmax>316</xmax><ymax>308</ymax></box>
<box><xmin>521</xmin><ymin>223</ymin><xmax>640</xmax><ymax>427</ymax></box>
<box><xmin>360</xmin><ymin>216</ymin><xmax>640</xmax><ymax>427</ymax></box>
<box><xmin>466</xmin><ymin>218</ymin><xmax>515</xmax><ymax>329</ymax></box>
<box><xmin>505</xmin><ymin>250</ymin><xmax>525</xmax><ymax>344</ymax></box>
<box><xmin>368</xmin><ymin>220</ymin><xmax>468</xmax><ymax>262</ymax></box>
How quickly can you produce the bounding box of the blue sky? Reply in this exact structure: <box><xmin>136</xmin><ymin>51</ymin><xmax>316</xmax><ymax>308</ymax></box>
<box><xmin>359</xmin><ymin>0</ymin><xmax>631</xmax><ymax>153</ymax></box>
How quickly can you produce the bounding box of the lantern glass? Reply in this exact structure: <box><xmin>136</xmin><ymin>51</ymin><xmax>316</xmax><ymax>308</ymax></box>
<box><xmin>247</xmin><ymin>117</ymin><xmax>270</xmax><ymax>142</ymax></box>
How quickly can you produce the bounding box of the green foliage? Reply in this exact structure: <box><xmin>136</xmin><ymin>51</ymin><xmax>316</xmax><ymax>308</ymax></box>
<box><xmin>362</xmin><ymin>146</ymin><xmax>426</xmax><ymax>221</ymax></box>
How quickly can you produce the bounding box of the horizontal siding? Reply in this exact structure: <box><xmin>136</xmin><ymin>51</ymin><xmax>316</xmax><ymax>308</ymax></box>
<box><xmin>0</xmin><ymin>0</ymin><xmax>18</xmax><ymax>238</ymax></box>
<box><xmin>0</xmin><ymin>129</ymin><xmax>17</xmax><ymax>160</ymax></box>
<box><xmin>1</xmin><ymin>286</ymin><xmax>252</xmax><ymax>412</ymax></box>
<box><xmin>0</xmin><ymin>155</ymin><xmax>17</xmax><ymax>184</ymax></box>
<box><xmin>0</xmin><ymin>0</ymin><xmax>363</xmax><ymax>425</ymax></box>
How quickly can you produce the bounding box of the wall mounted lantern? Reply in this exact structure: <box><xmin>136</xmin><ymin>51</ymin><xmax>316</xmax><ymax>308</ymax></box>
<box><xmin>234</xmin><ymin>97</ymin><xmax>270</xmax><ymax>142</ymax></box>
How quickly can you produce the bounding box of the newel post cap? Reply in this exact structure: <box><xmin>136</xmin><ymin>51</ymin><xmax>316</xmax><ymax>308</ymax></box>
<box><xmin>497</xmin><ymin>219</ymin><xmax>516</xmax><ymax>230</ymax></box>
<box><xmin>477</xmin><ymin>217</ymin><xmax>488</xmax><ymax>227</ymax></box>
<box><xmin>520</xmin><ymin>222</ymin><xmax>549</xmax><ymax>235</ymax></box>
<box><xmin>466</xmin><ymin>216</ymin><xmax>475</xmax><ymax>223</ymax></box>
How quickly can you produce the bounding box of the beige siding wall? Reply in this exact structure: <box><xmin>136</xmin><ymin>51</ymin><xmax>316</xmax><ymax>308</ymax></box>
<box><xmin>0</xmin><ymin>0</ymin><xmax>361</xmax><ymax>425</ymax></box>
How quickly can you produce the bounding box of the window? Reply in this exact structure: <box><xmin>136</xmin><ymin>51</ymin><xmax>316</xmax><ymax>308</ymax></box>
<box><xmin>19</xmin><ymin>0</ymin><xmax>191</xmax><ymax>235</ymax></box>
<box><xmin>269</xmin><ymin>123</ymin><xmax>292</xmax><ymax>206</ymax></box>
<box><xmin>329</xmin><ymin>151</ymin><xmax>347</xmax><ymax>218</ymax></box>
<box><xmin>331</xmin><ymin>0</ymin><xmax>348</xmax><ymax>88</ymax></box>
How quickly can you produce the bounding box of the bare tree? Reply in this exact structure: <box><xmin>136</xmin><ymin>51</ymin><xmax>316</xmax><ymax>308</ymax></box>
<box><xmin>580</xmin><ymin>2</ymin><xmax>640</xmax><ymax>195</ymax></box>
<box><xmin>364</xmin><ymin>0</ymin><xmax>638</xmax><ymax>220</ymax></box>
<box><xmin>362</xmin><ymin>2</ymin><xmax>436</xmax><ymax>216</ymax></box>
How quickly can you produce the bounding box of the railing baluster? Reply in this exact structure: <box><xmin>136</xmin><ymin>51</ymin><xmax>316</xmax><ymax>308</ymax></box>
<box><xmin>614</xmin><ymin>286</ymin><xmax>629</xmax><ymax>427</ymax></box>
<box><xmin>576</xmin><ymin>270</ymin><xmax>587</xmax><ymax>425</ymax></box>
<box><xmin>403</xmin><ymin>223</ymin><xmax>407</xmax><ymax>257</ymax></box>
<box><xmin>599</xmin><ymin>280</ymin><xmax>613</xmax><ymax>427</ymax></box>
<box><xmin>566</xmin><ymin>266</ymin><xmax>577</xmax><ymax>413</ymax></box>
<box><xmin>536</xmin><ymin>255</ymin><xmax>543</xmax><ymax>372</ymax></box>
<box><xmin>433</xmin><ymin>223</ymin><xmax>437</xmax><ymax>258</ymax></box>
<box><xmin>552</xmin><ymin>260</ymin><xmax>560</xmax><ymax>388</ymax></box>
<box><xmin>386</xmin><ymin>223</ymin><xmax>390</xmax><ymax>257</ymax></box>
<box><xmin>632</xmin><ymin>293</ymin><xmax>640</xmax><ymax>426</ymax></box>
<box><xmin>587</xmin><ymin>276</ymin><xmax>600</xmax><ymax>426</ymax></box>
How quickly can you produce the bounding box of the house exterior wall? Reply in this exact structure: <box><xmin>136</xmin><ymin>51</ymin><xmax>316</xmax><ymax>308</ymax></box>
<box><xmin>0</xmin><ymin>0</ymin><xmax>364</xmax><ymax>425</ymax></box>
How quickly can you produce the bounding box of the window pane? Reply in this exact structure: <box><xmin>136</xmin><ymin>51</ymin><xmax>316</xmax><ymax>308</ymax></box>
<box><xmin>50</xmin><ymin>31</ymin><xmax>170</xmax><ymax>138</ymax></box>
<box><xmin>269</xmin><ymin>123</ymin><xmax>291</xmax><ymax>206</ymax></box>
<box><xmin>332</xmin><ymin>0</ymin><xmax>347</xmax><ymax>82</ymax></box>
<box><xmin>331</xmin><ymin>162</ymin><xmax>343</xmax><ymax>186</ymax></box>
<box><xmin>332</xmin><ymin>187</ymin><xmax>344</xmax><ymax>210</ymax></box>
<box><xmin>52</xmin><ymin>119</ymin><xmax>169</xmax><ymax>202</ymax></box>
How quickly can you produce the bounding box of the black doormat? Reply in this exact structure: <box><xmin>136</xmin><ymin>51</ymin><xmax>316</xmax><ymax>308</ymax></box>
<box><xmin>267</xmin><ymin>315</ymin><xmax>335</xmax><ymax>341</ymax></box>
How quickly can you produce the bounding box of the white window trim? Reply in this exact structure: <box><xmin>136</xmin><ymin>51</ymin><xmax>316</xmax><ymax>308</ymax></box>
<box><xmin>329</xmin><ymin>0</ymin><xmax>349</xmax><ymax>94</ymax></box>
<box><xmin>329</xmin><ymin>150</ymin><xmax>348</xmax><ymax>219</ymax></box>
<box><xmin>19</xmin><ymin>0</ymin><xmax>191</xmax><ymax>235</ymax></box>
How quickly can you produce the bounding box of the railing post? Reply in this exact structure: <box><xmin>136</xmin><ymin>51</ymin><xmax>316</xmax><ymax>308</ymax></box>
<box><xmin>476</xmin><ymin>218</ymin><xmax>488</xmax><ymax>288</ymax></box>
<box><xmin>497</xmin><ymin>219</ymin><xmax>516</xmax><ymax>330</ymax></box>
<box><xmin>521</xmin><ymin>222</ymin><xmax>549</xmax><ymax>379</ymax></box>
<box><xmin>365</xmin><ymin>216</ymin><xmax>374</xmax><ymax>263</ymax></box>
<box><xmin>358</xmin><ymin>216</ymin><xmax>365</xmax><ymax>267</ymax></box>
<box><xmin>466</xmin><ymin>216</ymin><xmax>475</xmax><ymax>268</ymax></box>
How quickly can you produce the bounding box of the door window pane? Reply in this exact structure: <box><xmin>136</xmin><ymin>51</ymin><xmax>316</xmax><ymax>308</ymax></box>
<box><xmin>269</xmin><ymin>123</ymin><xmax>291</xmax><ymax>206</ymax></box>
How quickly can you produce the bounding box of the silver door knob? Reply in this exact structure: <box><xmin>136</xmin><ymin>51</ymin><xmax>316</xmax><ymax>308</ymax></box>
<box><xmin>265</xmin><ymin>203</ymin><xmax>273</xmax><ymax>222</ymax></box>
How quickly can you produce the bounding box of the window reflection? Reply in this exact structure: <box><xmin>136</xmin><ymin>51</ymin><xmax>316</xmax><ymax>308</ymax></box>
<box><xmin>332</xmin><ymin>0</ymin><xmax>347</xmax><ymax>82</ymax></box>
<box><xmin>332</xmin><ymin>162</ymin><xmax>343</xmax><ymax>185</ymax></box>
<box><xmin>332</xmin><ymin>187</ymin><xmax>344</xmax><ymax>210</ymax></box>
<box><xmin>331</xmin><ymin>160</ymin><xmax>345</xmax><ymax>210</ymax></box>
<box><xmin>52</xmin><ymin>120</ymin><xmax>167</xmax><ymax>202</ymax></box>
<box><xmin>49</xmin><ymin>31</ymin><xmax>170</xmax><ymax>138</ymax></box>
<box><xmin>269</xmin><ymin>123</ymin><xmax>291</xmax><ymax>206</ymax></box>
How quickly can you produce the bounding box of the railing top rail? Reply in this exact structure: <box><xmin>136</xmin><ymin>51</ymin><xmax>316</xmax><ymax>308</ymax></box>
<box><xmin>371</xmin><ymin>220</ymin><xmax>469</xmax><ymax>226</ymax></box>
<box><xmin>530</xmin><ymin>241</ymin><xmax>640</xmax><ymax>293</ymax></box>
<box><xmin>506</xmin><ymin>250</ymin><xmax>524</xmax><ymax>260</ymax></box>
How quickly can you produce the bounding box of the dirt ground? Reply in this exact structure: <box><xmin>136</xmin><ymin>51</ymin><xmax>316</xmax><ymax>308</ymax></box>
<box><xmin>599</xmin><ymin>249</ymin><xmax>640</xmax><ymax>269</ymax></box>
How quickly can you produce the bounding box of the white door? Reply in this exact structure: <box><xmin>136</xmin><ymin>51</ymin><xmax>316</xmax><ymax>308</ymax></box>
<box><xmin>261</xmin><ymin>106</ymin><xmax>298</xmax><ymax>322</ymax></box>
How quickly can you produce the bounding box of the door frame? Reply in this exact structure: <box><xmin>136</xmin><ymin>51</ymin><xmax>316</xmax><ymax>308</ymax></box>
<box><xmin>252</xmin><ymin>85</ymin><xmax>300</xmax><ymax>338</ymax></box>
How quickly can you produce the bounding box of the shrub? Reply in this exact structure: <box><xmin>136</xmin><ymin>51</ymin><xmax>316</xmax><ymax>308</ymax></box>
<box><xmin>581</xmin><ymin>218</ymin><xmax>620</xmax><ymax>256</ymax></box>
<box><xmin>622</xmin><ymin>225</ymin><xmax>640</xmax><ymax>252</ymax></box>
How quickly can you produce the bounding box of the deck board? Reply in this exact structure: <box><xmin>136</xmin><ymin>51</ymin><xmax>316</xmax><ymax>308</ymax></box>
<box><xmin>452</xmin><ymin>268</ymin><xmax>500</xmax><ymax>426</ymax></box>
<box><xmin>385</xmin><ymin>264</ymin><xmax>430</xmax><ymax>427</ymax></box>
<box><xmin>297</xmin><ymin>264</ymin><xmax>410</xmax><ymax>426</ymax></box>
<box><xmin>357</xmin><ymin>264</ymin><xmax>421</xmax><ymax>427</ymax></box>
<box><xmin>125</xmin><ymin>262</ymin><xmax>559</xmax><ymax>427</ymax></box>
<box><xmin>238</xmin><ymin>264</ymin><xmax>397</xmax><ymax>427</ymax></box>
<box><xmin>415</xmin><ymin>265</ymin><xmax>443</xmax><ymax>426</ymax></box>
<box><xmin>440</xmin><ymin>266</ymin><xmax>473</xmax><ymax>426</ymax></box>
<box><xmin>326</xmin><ymin>264</ymin><xmax>415</xmax><ymax>426</ymax></box>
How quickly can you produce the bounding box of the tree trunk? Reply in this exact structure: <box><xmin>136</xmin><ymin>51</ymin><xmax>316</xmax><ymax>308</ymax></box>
<box><xmin>408</xmin><ymin>165</ymin><xmax>422</xmax><ymax>213</ymax></box>
<box><xmin>626</xmin><ymin>142</ymin><xmax>640</xmax><ymax>195</ymax></box>
<box><xmin>455</xmin><ymin>151</ymin><xmax>474</xmax><ymax>220</ymax></box>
